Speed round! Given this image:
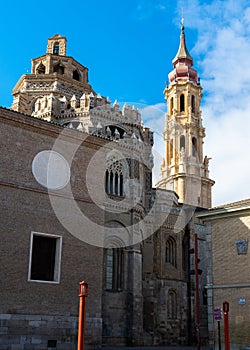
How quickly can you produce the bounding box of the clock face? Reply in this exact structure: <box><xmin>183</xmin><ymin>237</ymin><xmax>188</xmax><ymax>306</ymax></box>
<box><xmin>32</xmin><ymin>150</ymin><xmax>70</xmax><ymax>190</ymax></box>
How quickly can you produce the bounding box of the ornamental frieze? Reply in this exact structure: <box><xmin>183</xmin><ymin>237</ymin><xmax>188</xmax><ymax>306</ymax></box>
<box><xmin>55</xmin><ymin>85</ymin><xmax>82</xmax><ymax>96</ymax></box>
<box><xmin>26</xmin><ymin>82</ymin><xmax>54</xmax><ymax>90</ymax></box>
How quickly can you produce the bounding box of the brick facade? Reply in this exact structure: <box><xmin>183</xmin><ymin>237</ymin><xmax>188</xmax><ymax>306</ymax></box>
<box><xmin>0</xmin><ymin>31</ymin><xmax>212</xmax><ymax>349</ymax></box>
<box><xmin>197</xmin><ymin>201</ymin><xmax>250</xmax><ymax>350</ymax></box>
<box><xmin>0</xmin><ymin>108</ymin><xmax>105</xmax><ymax>349</ymax></box>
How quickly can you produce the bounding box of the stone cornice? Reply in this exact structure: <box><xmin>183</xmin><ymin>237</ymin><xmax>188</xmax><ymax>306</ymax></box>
<box><xmin>12</xmin><ymin>73</ymin><xmax>93</xmax><ymax>95</ymax></box>
<box><xmin>196</xmin><ymin>202</ymin><xmax>250</xmax><ymax>220</ymax></box>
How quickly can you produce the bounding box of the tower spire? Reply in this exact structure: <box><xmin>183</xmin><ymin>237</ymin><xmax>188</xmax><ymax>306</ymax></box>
<box><xmin>168</xmin><ymin>24</ymin><xmax>198</xmax><ymax>84</ymax></box>
<box><xmin>157</xmin><ymin>26</ymin><xmax>215</xmax><ymax>208</ymax></box>
<box><xmin>172</xmin><ymin>24</ymin><xmax>193</xmax><ymax>67</ymax></box>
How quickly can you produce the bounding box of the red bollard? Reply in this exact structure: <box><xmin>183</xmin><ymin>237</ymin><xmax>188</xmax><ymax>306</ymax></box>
<box><xmin>78</xmin><ymin>281</ymin><xmax>88</xmax><ymax>350</ymax></box>
<box><xmin>223</xmin><ymin>301</ymin><xmax>230</xmax><ymax>350</ymax></box>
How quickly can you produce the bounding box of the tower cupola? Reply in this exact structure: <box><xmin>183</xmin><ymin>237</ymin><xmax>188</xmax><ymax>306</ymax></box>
<box><xmin>169</xmin><ymin>26</ymin><xmax>198</xmax><ymax>84</ymax></box>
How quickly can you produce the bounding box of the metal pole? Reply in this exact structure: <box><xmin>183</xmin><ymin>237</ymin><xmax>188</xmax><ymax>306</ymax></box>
<box><xmin>77</xmin><ymin>295</ymin><xmax>85</xmax><ymax>350</ymax></box>
<box><xmin>77</xmin><ymin>281</ymin><xmax>88</xmax><ymax>350</ymax></box>
<box><xmin>218</xmin><ymin>321</ymin><xmax>221</xmax><ymax>350</ymax></box>
<box><xmin>224</xmin><ymin>310</ymin><xmax>230</xmax><ymax>350</ymax></box>
<box><xmin>194</xmin><ymin>233</ymin><xmax>200</xmax><ymax>350</ymax></box>
<box><xmin>223</xmin><ymin>301</ymin><xmax>230</xmax><ymax>350</ymax></box>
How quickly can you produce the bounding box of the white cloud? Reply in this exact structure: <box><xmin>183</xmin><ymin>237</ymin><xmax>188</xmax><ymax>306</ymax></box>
<box><xmin>203</xmin><ymin>103</ymin><xmax>250</xmax><ymax>205</ymax></box>
<box><xmin>194</xmin><ymin>0</ymin><xmax>250</xmax><ymax>205</ymax></box>
<box><xmin>140</xmin><ymin>103</ymin><xmax>166</xmax><ymax>186</ymax></box>
<box><xmin>140</xmin><ymin>103</ymin><xmax>166</xmax><ymax>134</ymax></box>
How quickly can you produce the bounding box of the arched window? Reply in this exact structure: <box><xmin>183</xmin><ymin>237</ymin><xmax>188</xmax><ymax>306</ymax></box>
<box><xmin>73</xmin><ymin>69</ymin><xmax>80</xmax><ymax>81</ymax></box>
<box><xmin>105</xmin><ymin>248</ymin><xmax>124</xmax><ymax>291</ymax></box>
<box><xmin>36</xmin><ymin>63</ymin><xmax>45</xmax><ymax>74</ymax></box>
<box><xmin>167</xmin><ymin>290</ymin><xmax>177</xmax><ymax>319</ymax></box>
<box><xmin>105</xmin><ymin>160</ymin><xmax>124</xmax><ymax>197</ymax></box>
<box><xmin>120</xmin><ymin>174</ymin><xmax>123</xmax><ymax>196</ymax></box>
<box><xmin>109</xmin><ymin>172</ymin><xmax>114</xmax><ymax>193</ymax></box>
<box><xmin>191</xmin><ymin>95</ymin><xmax>195</xmax><ymax>113</ymax></box>
<box><xmin>166</xmin><ymin>236</ymin><xmax>177</xmax><ymax>267</ymax></box>
<box><xmin>169</xmin><ymin>97</ymin><xmax>174</xmax><ymax>115</ymax></box>
<box><xmin>53</xmin><ymin>63</ymin><xmax>64</xmax><ymax>75</ymax></box>
<box><xmin>192</xmin><ymin>137</ymin><xmax>197</xmax><ymax>157</ymax></box>
<box><xmin>105</xmin><ymin>170</ymin><xmax>109</xmax><ymax>193</ymax></box>
<box><xmin>180</xmin><ymin>135</ymin><xmax>185</xmax><ymax>150</ymax></box>
<box><xmin>115</xmin><ymin>173</ymin><xmax>119</xmax><ymax>194</ymax></box>
<box><xmin>53</xmin><ymin>42</ymin><xmax>60</xmax><ymax>55</ymax></box>
<box><xmin>180</xmin><ymin>94</ymin><xmax>185</xmax><ymax>112</ymax></box>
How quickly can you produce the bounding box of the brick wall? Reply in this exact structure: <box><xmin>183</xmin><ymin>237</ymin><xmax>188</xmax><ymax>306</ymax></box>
<box><xmin>0</xmin><ymin>108</ymin><xmax>105</xmax><ymax>349</ymax></box>
<box><xmin>200</xmin><ymin>205</ymin><xmax>250</xmax><ymax>350</ymax></box>
<box><xmin>212</xmin><ymin>214</ymin><xmax>250</xmax><ymax>349</ymax></box>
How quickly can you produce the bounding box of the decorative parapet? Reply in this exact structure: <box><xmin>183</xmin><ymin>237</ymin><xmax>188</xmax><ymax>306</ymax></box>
<box><xmin>31</xmin><ymin>93</ymin><xmax>144</xmax><ymax>127</ymax></box>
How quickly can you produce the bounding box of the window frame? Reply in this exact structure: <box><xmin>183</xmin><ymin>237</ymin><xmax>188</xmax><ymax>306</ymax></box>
<box><xmin>180</xmin><ymin>94</ymin><xmax>185</xmax><ymax>112</ymax></box>
<box><xmin>192</xmin><ymin>137</ymin><xmax>197</xmax><ymax>157</ymax></box>
<box><xmin>28</xmin><ymin>231</ymin><xmax>62</xmax><ymax>284</ymax></box>
<box><xmin>165</xmin><ymin>236</ymin><xmax>177</xmax><ymax>267</ymax></box>
<box><xmin>105</xmin><ymin>247</ymin><xmax>124</xmax><ymax>291</ymax></box>
<box><xmin>36</xmin><ymin>62</ymin><xmax>46</xmax><ymax>74</ymax></box>
<box><xmin>73</xmin><ymin>69</ymin><xmax>81</xmax><ymax>81</ymax></box>
<box><xmin>180</xmin><ymin>135</ymin><xmax>185</xmax><ymax>151</ymax></box>
<box><xmin>191</xmin><ymin>95</ymin><xmax>195</xmax><ymax>113</ymax></box>
<box><xmin>53</xmin><ymin>42</ymin><xmax>60</xmax><ymax>55</ymax></box>
<box><xmin>167</xmin><ymin>290</ymin><xmax>177</xmax><ymax>319</ymax></box>
<box><xmin>105</xmin><ymin>160</ymin><xmax>125</xmax><ymax>197</ymax></box>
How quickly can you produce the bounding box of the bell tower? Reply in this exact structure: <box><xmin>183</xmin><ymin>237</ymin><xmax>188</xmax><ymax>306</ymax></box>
<box><xmin>47</xmin><ymin>34</ymin><xmax>67</xmax><ymax>56</ymax></box>
<box><xmin>156</xmin><ymin>24</ymin><xmax>214</xmax><ymax>208</ymax></box>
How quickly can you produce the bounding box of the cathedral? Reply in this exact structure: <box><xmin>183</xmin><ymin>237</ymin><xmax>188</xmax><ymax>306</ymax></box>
<box><xmin>0</xmin><ymin>28</ymin><xmax>215</xmax><ymax>349</ymax></box>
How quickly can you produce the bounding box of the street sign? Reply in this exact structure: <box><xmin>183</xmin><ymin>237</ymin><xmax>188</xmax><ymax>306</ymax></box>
<box><xmin>238</xmin><ymin>298</ymin><xmax>246</xmax><ymax>305</ymax></box>
<box><xmin>214</xmin><ymin>307</ymin><xmax>222</xmax><ymax>321</ymax></box>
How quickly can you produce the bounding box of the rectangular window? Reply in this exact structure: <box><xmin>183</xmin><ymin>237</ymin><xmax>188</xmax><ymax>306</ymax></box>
<box><xmin>28</xmin><ymin>232</ymin><xmax>62</xmax><ymax>283</ymax></box>
<box><xmin>105</xmin><ymin>248</ymin><xmax>123</xmax><ymax>291</ymax></box>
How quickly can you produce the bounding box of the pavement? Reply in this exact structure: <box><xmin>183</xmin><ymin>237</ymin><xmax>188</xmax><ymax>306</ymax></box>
<box><xmin>101</xmin><ymin>347</ymin><xmax>201</xmax><ymax>350</ymax></box>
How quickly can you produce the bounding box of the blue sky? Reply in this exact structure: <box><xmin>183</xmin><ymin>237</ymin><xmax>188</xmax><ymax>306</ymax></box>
<box><xmin>0</xmin><ymin>0</ymin><xmax>184</xmax><ymax>107</ymax></box>
<box><xmin>1</xmin><ymin>0</ymin><xmax>250</xmax><ymax>206</ymax></box>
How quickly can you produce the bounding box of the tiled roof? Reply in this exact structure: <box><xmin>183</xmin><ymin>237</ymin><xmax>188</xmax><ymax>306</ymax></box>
<box><xmin>212</xmin><ymin>198</ymin><xmax>250</xmax><ymax>210</ymax></box>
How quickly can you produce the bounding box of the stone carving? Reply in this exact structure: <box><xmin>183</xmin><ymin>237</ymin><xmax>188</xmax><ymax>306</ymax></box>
<box><xmin>235</xmin><ymin>240</ymin><xmax>248</xmax><ymax>255</ymax></box>
<box><xmin>56</xmin><ymin>85</ymin><xmax>82</xmax><ymax>95</ymax></box>
<box><xmin>107</xmin><ymin>159</ymin><xmax>123</xmax><ymax>174</ymax></box>
<box><xmin>26</xmin><ymin>82</ymin><xmax>53</xmax><ymax>90</ymax></box>
<box><xmin>203</xmin><ymin>155</ymin><xmax>211</xmax><ymax>168</ymax></box>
